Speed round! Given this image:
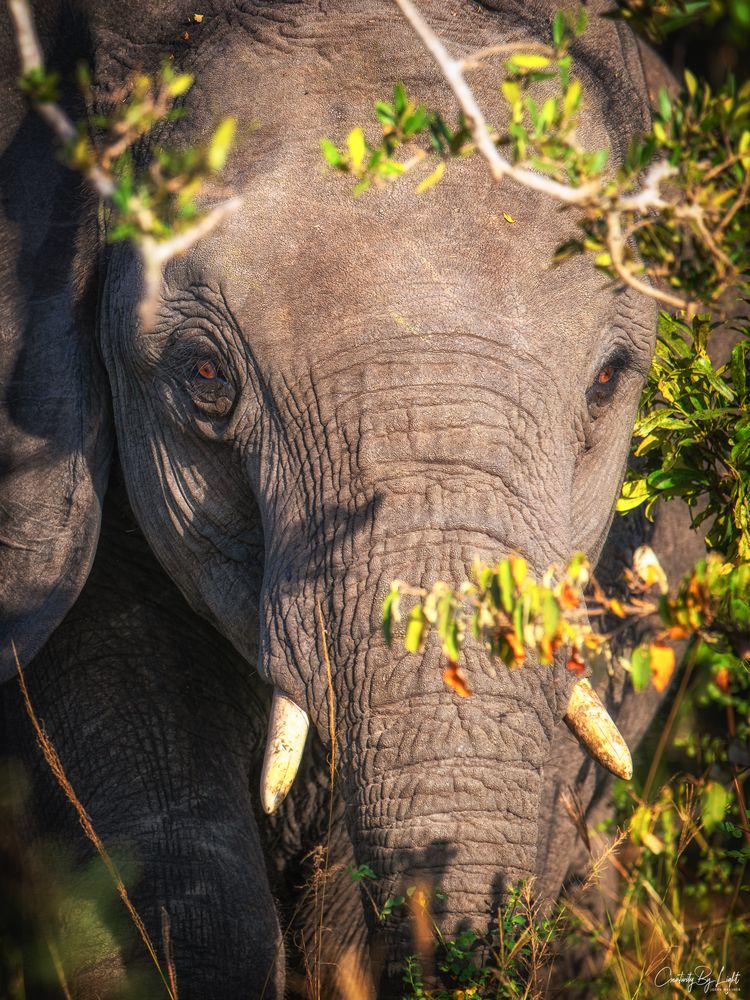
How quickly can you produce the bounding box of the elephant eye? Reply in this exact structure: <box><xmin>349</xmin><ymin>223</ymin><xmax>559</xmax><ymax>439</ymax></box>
<box><xmin>189</xmin><ymin>356</ymin><xmax>235</xmax><ymax>418</ymax></box>
<box><xmin>586</xmin><ymin>357</ymin><xmax>625</xmax><ymax>418</ymax></box>
<box><xmin>195</xmin><ymin>359</ymin><xmax>222</xmax><ymax>381</ymax></box>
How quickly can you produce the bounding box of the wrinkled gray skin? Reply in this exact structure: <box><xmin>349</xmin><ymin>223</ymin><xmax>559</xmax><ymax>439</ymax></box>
<box><xmin>0</xmin><ymin>1</ymin><xmax>696</xmax><ymax>996</ymax></box>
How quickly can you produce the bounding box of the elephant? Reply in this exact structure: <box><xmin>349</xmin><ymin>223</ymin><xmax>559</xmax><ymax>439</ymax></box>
<box><xmin>0</xmin><ymin>0</ymin><xmax>700</xmax><ymax>996</ymax></box>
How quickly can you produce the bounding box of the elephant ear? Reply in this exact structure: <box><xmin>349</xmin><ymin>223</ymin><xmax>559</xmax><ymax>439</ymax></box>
<box><xmin>0</xmin><ymin>7</ymin><xmax>112</xmax><ymax>683</ymax></box>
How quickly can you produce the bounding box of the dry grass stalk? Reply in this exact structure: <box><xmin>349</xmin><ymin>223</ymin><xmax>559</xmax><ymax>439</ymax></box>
<box><xmin>12</xmin><ymin>641</ymin><xmax>176</xmax><ymax>1000</ymax></box>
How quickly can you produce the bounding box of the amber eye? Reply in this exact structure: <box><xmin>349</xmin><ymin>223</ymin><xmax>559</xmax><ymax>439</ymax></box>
<box><xmin>597</xmin><ymin>365</ymin><xmax>614</xmax><ymax>384</ymax></box>
<box><xmin>197</xmin><ymin>360</ymin><xmax>219</xmax><ymax>380</ymax></box>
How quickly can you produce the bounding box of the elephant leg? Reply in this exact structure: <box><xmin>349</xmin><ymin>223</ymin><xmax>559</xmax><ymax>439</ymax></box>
<box><xmin>3</xmin><ymin>479</ymin><xmax>283</xmax><ymax>999</ymax></box>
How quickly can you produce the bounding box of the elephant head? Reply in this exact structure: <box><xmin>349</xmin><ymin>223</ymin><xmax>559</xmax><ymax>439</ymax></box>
<box><xmin>1</xmin><ymin>0</ymin><xmax>657</xmax><ymax>991</ymax></box>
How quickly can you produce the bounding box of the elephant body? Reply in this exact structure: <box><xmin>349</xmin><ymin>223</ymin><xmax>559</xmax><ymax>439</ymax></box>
<box><xmin>0</xmin><ymin>1</ymin><xmax>695</xmax><ymax>996</ymax></box>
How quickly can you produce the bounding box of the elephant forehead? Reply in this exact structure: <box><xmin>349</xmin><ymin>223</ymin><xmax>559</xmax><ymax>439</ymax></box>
<box><xmin>190</xmin><ymin>167</ymin><xmax>618</xmax><ymax>387</ymax></box>
<box><xmin>170</xmin><ymin>2</ymin><xmax>653</xmax><ymax>376</ymax></box>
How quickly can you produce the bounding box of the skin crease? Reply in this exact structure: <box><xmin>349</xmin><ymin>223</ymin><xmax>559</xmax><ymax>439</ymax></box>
<box><xmin>0</xmin><ymin>0</ymin><xmax>693</xmax><ymax>997</ymax></box>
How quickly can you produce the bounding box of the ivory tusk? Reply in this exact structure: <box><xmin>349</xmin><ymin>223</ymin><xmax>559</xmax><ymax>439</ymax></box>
<box><xmin>563</xmin><ymin>678</ymin><xmax>633</xmax><ymax>781</ymax></box>
<box><xmin>260</xmin><ymin>689</ymin><xmax>310</xmax><ymax>815</ymax></box>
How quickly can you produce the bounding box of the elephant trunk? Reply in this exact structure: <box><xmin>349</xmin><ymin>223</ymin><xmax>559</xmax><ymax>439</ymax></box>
<box><xmin>336</xmin><ymin>637</ymin><xmax>552</xmax><ymax>993</ymax></box>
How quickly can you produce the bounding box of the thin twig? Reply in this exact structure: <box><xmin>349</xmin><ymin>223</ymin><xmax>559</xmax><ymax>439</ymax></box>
<box><xmin>460</xmin><ymin>41</ymin><xmax>555</xmax><ymax>72</ymax></box>
<box><xmin>8</xmin><ymin>0</ymin><xmax>115</xmax><ymax>197</ymax></box>
<box><xmin>607</xmin><ymin>210</ymin><xmax>694</xmax><ymax>312</ymax></box>
<box><xmin>642</xmin><ymin>642</ymin><xmax>698</xmax><ymax>801</ymax></box>
<box><xmin>8</xmin><ymin>0</ymin><xmax>242</xmax><ymax>332</ymax></box>
<box><xmin>392</xmin><ymin>0</ymin><xmax>599</xmax><ymax>204</ymax></box>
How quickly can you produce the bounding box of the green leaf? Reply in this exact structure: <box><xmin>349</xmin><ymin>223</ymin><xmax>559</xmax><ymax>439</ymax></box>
<box><xmin>382</xmin><ymin>585</ymin><xmax>401</xmax><ymax>645</ymax></box>
<box><xmin>701</xmin><ymin>781</ymin><xmax>729</xmax><ymax>833</ymax></box>
<box><xmin>374</xmin><ymin>101</ymin><xmax>395</xmax><ymax>125</ymax></box>
<box><xmin>404</xmin><ymin>606</ymin><xmax>427</xmax><ymax>654</ymax></box>
<box><xmin>542</xmin><ymin>593</ymin><xmax>560</xmax><ymax>639</ymax></box>
<box><xmin>393</xmin><ymin>83</ymin><xmax>408</xmax><ymax>115</ymax></box>
<box><xmin>498</xmin><ymin>560</ymin><xmax>515</xmax><ymax>614</ymax></box>
<box><xmin>731</xmin><ymin>343</ymin><xmax>748</xmax><ymax>396</ymax></box>
<box><xmin>575</xmin><ymin>6</ymin><xmax>588</xmax><ymax>35</ymax></box>
<box><xmin>552</xmin><ymin>10</ymin><xmax>566</xmax><ymax>47</ymax></box>
<box><xmin>657</xmin><ymin>86</ymin><xmax>672</xmax><ymax>121</ymax></box>
<box><xmin>320</xmin><ymin>138</ymin><xmax>342</xmax><ymax>167</ymax></box>
<box><xmin>630</xmin><ymin>645</ymin><xmax>652</xmax><ymax>692</ymax></box>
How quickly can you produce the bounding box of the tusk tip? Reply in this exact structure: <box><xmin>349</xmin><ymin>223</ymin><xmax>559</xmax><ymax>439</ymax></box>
<box><xmin>564</xmin><ymin>678</ymin><xmax>633</xmax><ymax>782</ymax></box>
<box><xmin>260</xmin><ymin>690</ymin><xmax>310</xmax><ymax>815</ymax></box>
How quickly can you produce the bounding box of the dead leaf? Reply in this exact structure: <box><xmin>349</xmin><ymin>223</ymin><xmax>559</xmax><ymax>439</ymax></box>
<box><xmin>558</xmin><ymin>581</ymin><xmax>581</xmax><ymax>610</ymax></box>
<box><xmin>443</xmin><ymin>662</ymin><xmax>472</xmax><ymax>698</ymax></box>
<box><xmin>649</xmin><ymin>642</ymin><xmax>675</xmax><ymax>692</ymax></box>
<box><xmin>715</xmin><ymin>667</ymin><xmax>731</xmax><ymax>693</ymax></box>
<box><xmin>504</xmin><ymin>630</ymin><xmax>526</xmax><ymax>664</ymax></box>
<box><xmin>566</xmin><ymin>647</ymin><xmax>586</xmax><ymax>676</ymax></box>
<box><xmin>192</xmin><ymin>12</ymin><xmax>204</xmax><ymax>22</ymax></box>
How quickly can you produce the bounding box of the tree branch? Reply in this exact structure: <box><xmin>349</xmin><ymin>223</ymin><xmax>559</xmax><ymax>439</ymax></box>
<box><xmin>8</xmin><ymin>0</ymin><xmax>242</xmax><ymax>331</ymax></box>
<box><xmin>392</xmin><ymin>0</ymin><xmax>600</xmax><ymax>205</ymax></box>
<box><xmin>606</xmin><ymin>211</ymin><xmax>693</xmax><ymax>312</ymax></box>
<box><xmin>393</xmin><ymin>0</ymin><xmax>723</xmax><ymax>313</ymax></box>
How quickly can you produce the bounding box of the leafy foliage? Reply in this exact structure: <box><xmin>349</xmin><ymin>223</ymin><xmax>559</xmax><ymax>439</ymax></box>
<box><xmin>322</xmin><ymin>8</ymin><xmax>750</xmax><ymax>312</ymax></box>
<box><xmin>619</xmin><ymin>313</ymin><xmax>750</xmax><ymax>561</ymax></box>
<box><xmin>19</xmin><ymin>60</ymin><xmax>236</xmax><ymax>246</ymax></box>
<box><xmin>384</xmin><ymin>547</ymin><xmax>750</xmax><ymax>703</ymax></box>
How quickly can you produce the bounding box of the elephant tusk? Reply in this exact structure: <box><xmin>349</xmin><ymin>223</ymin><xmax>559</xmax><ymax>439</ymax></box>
<box><xmin>260</xmin><ymin>689</ymin><xmax>310</xmax><ymax>815</ymax></box>
<box><xmin>563</xmin><ymin>679</ymin><xmax>633</xmax><ymax>781</ymax></box>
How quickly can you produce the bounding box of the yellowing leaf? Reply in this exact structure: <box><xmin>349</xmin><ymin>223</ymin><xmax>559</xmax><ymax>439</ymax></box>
<box><xmin>415</xmin><ymin>161</ymin><xmax>445</xmax><ymax>194</ymax></box>
<box><xmin>347</xmin><ymin>127</ymin><xmax>367</xmax><ymax>169</ymax></box>
<box><xmin>641</xmin><ymin>831</ymin><xmax>665</xmax><ymax>855</ymax></box>
<box><xmin>510</xmin><ymin>556</ymin><xmax>527</xmax><ymax>586</ymax></box>
<box><xmin>714</xmin><ymin>667</ymin><xmax>731</xmax><ymax>693</ymax></box>
<box><xmin>649</xmin><ymin>642</ymin><xmax>675</xmax><ymax>692</ymax></box>
<box><xmin>509</xmin><ymin>54</ymin><xmax>551</xmax><ymax>70</ymax></box>
<box><xmin>502</xmin><ymin>212</ymin><xmax>515</xmax><ymax>224</ymax></box>
<box><xmin>558</xmin><ymin>581</ymin><xmax>580</xmax><ymax>610</ymax></box>
<box><xmin>505</xmin><ymin>630</ymin><xmax>526</xmax><ymax>663</ymax></box>
<box><xmin>443</xmin><ymin>662</ymin><xmax>472</xmax><ymax>698</ymax></box>
<box><xmin>502</xmin><ymin>80</ymin><xmax>521</xmax><ymax>105</ymax></box>
<box><xmin>192</xmin><ymin>12</ymin><xmax>204</xmax><ymax>22</ymax></box>
<box><xmin>404</xmin><ymin>606</ymin><xmax>427</xmax><ymax>654</ymax></box>
<box><xmin>633</xmin><ymin>545</ymin><xmax>669</xmax><ymax>594</ymax></box>
<box><xmin>608</xmin><ymin>598</ymin><xmax>626</xmax><ymax>618</ymax></box>
<box><xmin>207</xmin><ymin>117</ymin><xmax>236</xmax><ymax>171</ymax></box>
